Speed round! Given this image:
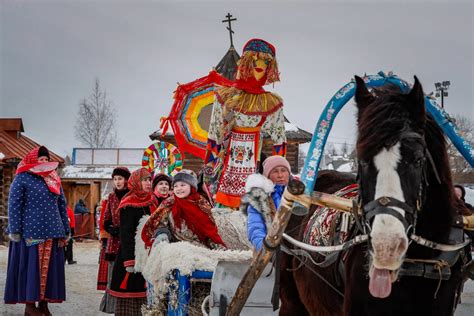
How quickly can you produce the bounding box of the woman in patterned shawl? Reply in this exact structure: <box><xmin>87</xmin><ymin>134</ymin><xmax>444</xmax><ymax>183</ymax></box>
<box><xmin>142</xmin><ymin>169</ymin><xmax>225</xmax><ymax>249</ymax></box>
<box><xmin>108</xmin><ymin>168</ymin><xmax>157</xmax><ymax>316</ymax></box>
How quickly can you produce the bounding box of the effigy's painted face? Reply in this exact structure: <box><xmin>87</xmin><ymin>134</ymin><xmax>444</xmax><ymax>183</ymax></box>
<box><xmin>252</xmin><ymin>55</ymin><xmax>269</xmax><ymax>81</ymax></box>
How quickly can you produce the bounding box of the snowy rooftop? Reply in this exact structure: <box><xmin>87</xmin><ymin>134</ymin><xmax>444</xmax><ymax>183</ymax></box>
<box><xmin>61</xmin><ymin>165</ymin><xmax>141</xmax><ymax>180</ymax></box>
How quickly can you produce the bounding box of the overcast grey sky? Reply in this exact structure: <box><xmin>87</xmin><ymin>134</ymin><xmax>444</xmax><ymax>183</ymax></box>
<box><xmin>1</xmin><ymin>0</ymin><xmax>473</xmax><ymax>157</ymax></box>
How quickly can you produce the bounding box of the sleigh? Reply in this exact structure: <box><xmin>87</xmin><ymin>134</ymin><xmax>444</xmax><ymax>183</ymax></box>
<box><xmin>142</xmin><ymin>72</ymin><xmax>474</xmax><ymax>316</ymax></box>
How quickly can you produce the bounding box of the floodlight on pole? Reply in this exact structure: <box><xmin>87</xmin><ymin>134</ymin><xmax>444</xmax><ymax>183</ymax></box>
<box><xmin>434</xmin><ymin>80</ymin><xmax>450</xmax><ymax>108</ymax></box>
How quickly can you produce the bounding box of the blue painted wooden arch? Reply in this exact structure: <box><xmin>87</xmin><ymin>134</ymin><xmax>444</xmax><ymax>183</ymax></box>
<box><xmin>301</xmin><ymin>71</ymin><xmax>474</xmax><ymax>195</ymax></box>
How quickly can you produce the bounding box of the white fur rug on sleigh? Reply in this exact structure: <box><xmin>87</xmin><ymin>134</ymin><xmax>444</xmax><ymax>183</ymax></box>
<box><xmin>142</xmin><ymin>241</ymin><xmax>252</xmax><ymax>295</ymax></box>
<box><xmin>134</xmin><ymin>208</ymin><xmax>253</xmax><ymax>296</ymax></box>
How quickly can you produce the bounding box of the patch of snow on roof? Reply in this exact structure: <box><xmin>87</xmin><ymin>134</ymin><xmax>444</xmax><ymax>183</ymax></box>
<box><xmin>0</xmin><ymin>152</ymin><xmax>4</xmax><ymax>160</ymax></box>
<box><xmin>61</xmin><ymin>165</ymin><xmax>140</xmax><ymax>179</ymax></box>
<box><xmin>336</xmin><ymin>162</ymin><xmax>353</xmax><ymax>172</ymax></box>
<box><xmin>284</xmin><ymin>122</ymin><xmax>299</xmax><ymax>132</ymax></box>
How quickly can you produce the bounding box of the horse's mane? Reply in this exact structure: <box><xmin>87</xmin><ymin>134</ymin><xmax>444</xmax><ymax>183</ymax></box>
<box><xmin>356</xmin><ymin>84</ymin><xmax>465</xmax><ymax>241</ymax></box>
<box><xmin>356</xmin><ymin>85</ymin><xmax>419</xmax><ymax>161</ymax></box>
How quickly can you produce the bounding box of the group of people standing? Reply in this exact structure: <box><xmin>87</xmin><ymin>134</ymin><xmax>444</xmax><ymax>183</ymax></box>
<box><xmin>94</xmin><ymin>166</ymin><xmax>228</xmax><ymax>315</ymax></box>
<box><xmin>3</xmin><ymin>37</ymin><xmax>295</xmax><ymax>316</ymax></box>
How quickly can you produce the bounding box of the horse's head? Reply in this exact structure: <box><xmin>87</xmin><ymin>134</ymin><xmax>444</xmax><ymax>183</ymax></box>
<box><xmin>354</xmin><ymin>76</ymin><xmax>428</xmax><ymax>298</ymax></box>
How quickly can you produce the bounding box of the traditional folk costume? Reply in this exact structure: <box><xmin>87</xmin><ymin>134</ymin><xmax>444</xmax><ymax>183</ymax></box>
<box><xmin>142</xmin><ymin>170</ymin><xmax>225</xmax><ymax>249</ymax></box>
<box><xmin>108</xmin><ymin>168</ymin><xmax>158</xmax><ymax>316</ymax></box>
<box><xmin>4</xmin><ymin>146</ymin><xmax>70</xmax><ymax>316</ymax></box>
<box><xmin>99</xmin><ymin>167</ymin><xmax>131</xmax><ymax>314</ymax></box>
<box><xmin>97</xmin><ymin>198</ymin><xmax>110</xmax><ymax>291</ymax></box>
<box><xmin>204</xmin><ymin>38</ymin><xmax>286</xmax><ymax>208</ymax></box>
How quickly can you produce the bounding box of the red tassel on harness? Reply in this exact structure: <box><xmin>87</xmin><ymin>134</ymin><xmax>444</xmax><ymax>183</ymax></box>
<box><xmin>120</xmin><ymin>272</ymin><xmax>130</xmax><ymax>290</ymax></box>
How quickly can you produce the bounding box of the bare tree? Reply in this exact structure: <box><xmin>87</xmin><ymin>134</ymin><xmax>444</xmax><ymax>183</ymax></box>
<box><xmin>447</xmin><ymin>114</ymin><xmax>473</xmax><ymax>183</ymax></box>
<box><xmin>74</xmin><ymin>79</ymin><xmax>119</xmax><ymax>148</ymax></box>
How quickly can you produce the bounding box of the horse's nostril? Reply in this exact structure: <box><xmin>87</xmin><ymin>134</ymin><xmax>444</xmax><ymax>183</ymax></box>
<box><xmin>397</xmin><ymin>237</ymin><xmax>408</xmax><ymax>254</ymax></box>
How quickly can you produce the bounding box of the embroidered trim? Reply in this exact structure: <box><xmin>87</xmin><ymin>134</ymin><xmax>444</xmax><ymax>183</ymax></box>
<box><xmin>107</xmin><ymin>288</ymin><xmax>147</xmax><ymax>298</ymax></box>
<box><xmin>38</xmin><ymin>239</ymin><xmax>53</xmax><ymax>300</ymax></box>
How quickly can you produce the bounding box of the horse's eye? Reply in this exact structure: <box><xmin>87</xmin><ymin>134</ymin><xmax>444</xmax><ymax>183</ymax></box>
<box><xmin>413</xmin><ymin>157</ymin><xmax>425</xmax><ymax>167</ymax></box>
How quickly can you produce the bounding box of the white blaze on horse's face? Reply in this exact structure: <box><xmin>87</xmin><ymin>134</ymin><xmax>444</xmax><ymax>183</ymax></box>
<box><xmin>370</xmin><ymin>142</ymin><xmax>409</xmax><ymax>271</ymax></box>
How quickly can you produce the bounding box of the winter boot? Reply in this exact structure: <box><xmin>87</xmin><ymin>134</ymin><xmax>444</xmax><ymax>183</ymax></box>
<box><xmin>24</xmin><ymin>303</ymin><xmax>43</xmax><ymax>316</ymax></box>
<box><xmin>38</xmin><ymin>301</ymin><xmax>52</xmax><ymax>316</ymax></box>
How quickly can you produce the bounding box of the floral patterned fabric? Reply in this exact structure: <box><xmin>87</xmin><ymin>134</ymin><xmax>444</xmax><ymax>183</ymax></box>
<box><xmin>141</xmin><ymin>195</ymin><xmax>224</xmax><ymax>250</ymax></box>
<box><xmin>204</xmin><ymin>92</ymin><xmax>286</xmax><ymax>208</ymax></box>
<box><xmin>303</xmin><ymin>184</ymin><xmax>358</xmax><ymax>247</ymax></box>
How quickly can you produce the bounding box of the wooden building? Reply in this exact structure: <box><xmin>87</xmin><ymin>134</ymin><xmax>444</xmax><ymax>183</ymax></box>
<box><xmin>0</xmin><ymin>118</ymin><xmax>64</xmax><ymax>244</ymax></box>
<box><xmin>61</xmin><ymin>148</ymin><xmax>143</xmax><ymax>238</ymax></box>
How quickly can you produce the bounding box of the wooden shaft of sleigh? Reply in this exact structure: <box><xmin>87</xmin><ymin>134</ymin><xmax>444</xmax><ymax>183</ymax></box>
<box><xmin>225</xmin><ymin>179</ymin><xmax>306</xmax><ymax>316</ymax></box>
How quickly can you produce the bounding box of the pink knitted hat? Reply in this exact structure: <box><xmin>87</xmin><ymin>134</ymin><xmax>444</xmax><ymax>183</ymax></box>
<box><xmin>262</xmin><ymin>155</ymin><xmax>291</xmax><ymax>178</ymax></box>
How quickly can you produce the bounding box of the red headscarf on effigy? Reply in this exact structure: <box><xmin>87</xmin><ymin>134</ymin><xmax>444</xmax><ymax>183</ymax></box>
<box><xmin>16</xmin><ymin>146</ymin><xmax>61</xmax><ymax>195</ymax></box>
<box><xmin>118</xmin><ymin>168</ymin><xmax>158</xmax><ymax>211</ymax></box>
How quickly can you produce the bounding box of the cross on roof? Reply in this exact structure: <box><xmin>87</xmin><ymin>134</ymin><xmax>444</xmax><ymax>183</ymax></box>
<box><xmin>222</xmin><ymin>12</ymin><xmax>237</xmax><ymax>47</ymax></box>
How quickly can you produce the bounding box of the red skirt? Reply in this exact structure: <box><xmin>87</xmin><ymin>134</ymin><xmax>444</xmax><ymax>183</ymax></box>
<box><xmin>97</xmin><ymin>247</ymin><xmax>108</xmax><ymax>291</ymax></box>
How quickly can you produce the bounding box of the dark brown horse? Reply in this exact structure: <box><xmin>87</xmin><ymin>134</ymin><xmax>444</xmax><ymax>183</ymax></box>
<box><xmin>279</xmin><ymin>76</ymin><xmax>471</xmax><ymax>315</ymax></box>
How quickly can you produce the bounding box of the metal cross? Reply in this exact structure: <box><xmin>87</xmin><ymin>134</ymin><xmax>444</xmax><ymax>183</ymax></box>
<box><xmin>222</xmin><ymin>13</ymin><xmax>237</xmax><ymax>47</ymax></box>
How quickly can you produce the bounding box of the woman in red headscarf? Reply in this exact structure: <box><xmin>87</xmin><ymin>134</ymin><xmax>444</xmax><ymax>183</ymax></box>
<box><xmin>4</xmin><ymin>146</ymin><xmax>70</xmax><ymax>316</ymax></box>
<box><xmin>107</xmin><ymin>168</ymin><xmax>157</xmax><ymax>316</ymax></box>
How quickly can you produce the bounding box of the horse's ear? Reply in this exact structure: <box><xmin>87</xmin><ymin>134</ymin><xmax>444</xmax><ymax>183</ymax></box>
<box><xmin>354</xmin><ymin>76</ymin><xmax>374</xmax><ymax>109</ymax></box>
<box><xmin>406</xmin><ymin>76</ymin><xmax>426</xmax><ymax>125</ymax></box>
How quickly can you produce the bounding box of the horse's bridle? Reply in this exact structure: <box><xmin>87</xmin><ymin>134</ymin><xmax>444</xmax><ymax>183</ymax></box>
<box><xmin>357</xmin><ymin>131</ymin><xmax>430</xmax><ymax>238</ymax></box>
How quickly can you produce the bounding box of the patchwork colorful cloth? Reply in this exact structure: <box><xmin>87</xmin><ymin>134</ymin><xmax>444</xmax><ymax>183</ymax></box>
<box><xmin>303</xmin><ymin>184</ymin><xmax>358</xmax><ymax>247</ymax></box>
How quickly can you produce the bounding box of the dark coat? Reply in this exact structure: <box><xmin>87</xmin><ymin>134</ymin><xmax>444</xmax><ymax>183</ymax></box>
<box><xmin>108</xmin><ymin>205</ymin><xmax>150</xmax><ymax>298</ymax></box>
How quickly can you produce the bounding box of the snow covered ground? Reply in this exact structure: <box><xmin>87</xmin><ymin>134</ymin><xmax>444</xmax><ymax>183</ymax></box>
<box><xmin>0</xmin><ymin>240</ymin><xmax>104</xmax><ymax>316</ymax></box>
<box><xmin>0</xmin><ymin>240</ymin><xmax>473</xmax><ymax>315</ymax></box>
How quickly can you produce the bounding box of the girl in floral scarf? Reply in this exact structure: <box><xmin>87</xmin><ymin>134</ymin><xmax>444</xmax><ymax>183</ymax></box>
<box><xmin>142</xmin><ymin>169</ymin><xmax>225</xmax><ymax>249</ymax></box>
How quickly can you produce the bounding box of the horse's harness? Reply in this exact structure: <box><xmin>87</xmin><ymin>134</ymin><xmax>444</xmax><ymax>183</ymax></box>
<box><xmin>282</xmin><ymin>131</ymin><xmax>472</xmax><ymax>297</ymax></box>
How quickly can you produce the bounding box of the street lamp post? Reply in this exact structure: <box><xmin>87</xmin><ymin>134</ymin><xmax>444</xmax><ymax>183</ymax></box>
<box><xmin>434</xmin><ymin>80</ymin><xmax>450</xmax><ymax>108</ymax></box>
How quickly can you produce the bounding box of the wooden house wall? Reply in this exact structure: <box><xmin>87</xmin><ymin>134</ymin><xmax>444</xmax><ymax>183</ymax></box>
<box><xmin>62</xmin><ymin>180</ymin><xmax>101</xmax><ymax>238</ymax></box>
<box><xmin>0</xmin><ymin>164</ymin><xmax>15</xmax><ymax>244</ymax></box>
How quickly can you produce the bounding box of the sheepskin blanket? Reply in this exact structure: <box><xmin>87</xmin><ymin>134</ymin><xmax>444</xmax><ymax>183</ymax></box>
<box><xmin>134</xmin><ymin>215</ymin><xmax>150</xmax><ymax>272</ymax></box>
<box><xmin>142</xmin><ymin>241</ymin><xmax>252</xmax><ymax>296</ymax></box>
<box><xmin>211</xmin><ymin>207</ymin><xmax>252</xmax><ymax>250</ymax></box>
